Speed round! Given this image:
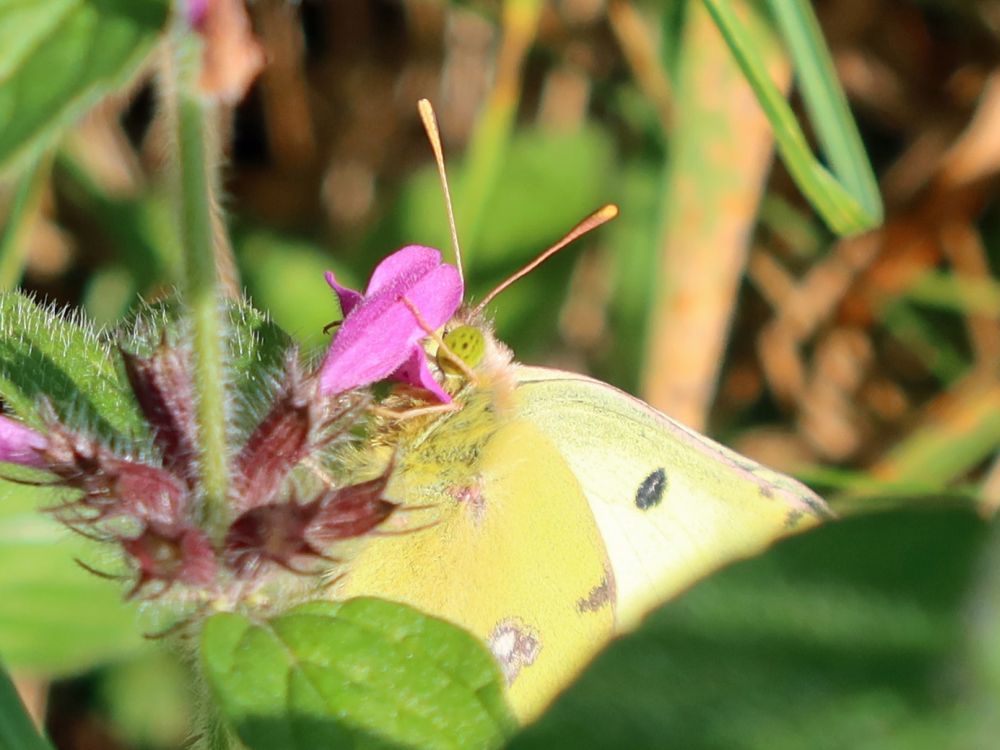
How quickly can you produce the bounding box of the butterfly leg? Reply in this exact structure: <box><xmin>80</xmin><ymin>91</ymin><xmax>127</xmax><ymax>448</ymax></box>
<box><xmin>369</xmin><ymin>401</ymin><xmax>459</xmax><ymax>421</ymax></box>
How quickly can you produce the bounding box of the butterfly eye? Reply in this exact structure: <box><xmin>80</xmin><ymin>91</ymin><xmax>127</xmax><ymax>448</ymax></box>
<box><xmin>438</xmin><ymin>325</ymin><xmax>485</xmax><ymax>374</ymax></box>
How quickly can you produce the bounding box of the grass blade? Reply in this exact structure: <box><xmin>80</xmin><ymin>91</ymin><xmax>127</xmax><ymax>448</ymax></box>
<box><xmin>702</xmin><ymin>0</ymin><xmax>883</xmax><ymax>235</ymax></box>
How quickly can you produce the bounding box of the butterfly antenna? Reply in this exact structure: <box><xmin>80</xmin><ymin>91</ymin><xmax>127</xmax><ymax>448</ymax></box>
<box><xmin>474</xmin><ymin>203</ymin><xmax>619</xmax><ymax>314</ymax></box>
<box><xmin>418</xmin><ymin>98</ymin><xmax>464</xmax><ymax>287</ymax></box>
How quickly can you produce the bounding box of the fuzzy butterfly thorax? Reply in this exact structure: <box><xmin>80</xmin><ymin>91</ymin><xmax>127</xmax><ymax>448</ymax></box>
<box><xmin>331</xmin><ymin>311</ymin><xmax>522</xmax><ymax>556</ymax></box>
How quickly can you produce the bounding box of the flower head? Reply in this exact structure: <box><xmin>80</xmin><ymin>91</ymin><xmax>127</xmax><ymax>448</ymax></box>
<box><xmin>0</xmin><ymin>335</ymin><xmax>395</xmax><ymax>600</ymax></box>
<box><xmin>223</xmin><ymin>468</ymin><xmax>396</xmax><ymax>578</ymax></box>
<box><xmin>319</xmin><ymin>246</ymin><xmax>463</xmax><ymax>402</ymax></box>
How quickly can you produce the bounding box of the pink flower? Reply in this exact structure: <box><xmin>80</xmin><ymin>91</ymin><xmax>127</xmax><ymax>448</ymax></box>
<box><xmin>319</xmin><ymin>246</ymin><xmax>463</xmax><ymax>402</ymax></box>
<box><xmin>0</xmin><ymin>415</ymin><xmax>46</xmax><ymax>468</ymax></box>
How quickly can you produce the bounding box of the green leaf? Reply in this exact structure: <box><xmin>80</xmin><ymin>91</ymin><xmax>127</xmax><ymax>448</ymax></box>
<box><xmin>0</xmin><ymin>290</ymin><xmax>146</xmax><ymax>440</ymax></box>
<box><xmin>702</xmin><ymin>0</ymin><xmax>883</xmax><ymax>235</ymax></box>
<box><xmin>0</xmin><ymin>662</ymin><xmax>54</xmax><ymax>750</ymax></box>
<box><xmin>201</xmin><ymin>598</ymin><xmax>516</xmax><ymax>750</ymax></box>
<box><xmin>0</xmin><ymin>471</ymin><xmax>143</xmax><ymax>675</ymax></box>
<box><xmin>0</xmin><ymin>0</ymin><xmax>171</xmax><ymax>173</ymax></box>
<box><xmin>513</xmin><ymin>508</ymin><xmax>990</xmax><ymax>749</ymax></box>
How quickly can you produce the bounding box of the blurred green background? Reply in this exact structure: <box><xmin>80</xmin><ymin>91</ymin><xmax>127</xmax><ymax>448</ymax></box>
<box><xmin>2</xmin><ymin>0</ymin><xmax>1000</xmax><ymax>747</ymax></box>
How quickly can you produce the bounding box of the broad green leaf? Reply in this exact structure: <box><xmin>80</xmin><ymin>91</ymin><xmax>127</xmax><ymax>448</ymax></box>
<box><xmin>0</xmin><ymin>662</ymin><xmax>54</xmax><ymax>750</ymax></box>
<box><xmin>702</xmin><ymin>0</ymin><xmax>883</xmax><ymax>235</ymax></box>
<box><xmin>0</xmin><ymin>290</ymin><xmax>146</xmax><ymax>440</ymax></box>
<box><xmin>513</xmin><ymin>509</ymin><xmax>991</xmax><ymax>749</ymax></box>
<box><xmin>201</xmin><ymin>598</ymin><xmax>516</xmax><ymax>750</ymax></box>
<box><xmin>0</xmin><ymin>0</ymin><xmax>171</xmax><ymax>172</ymax></box>
<box><xmin>0</xmin><ymin>472</ymin><xmax>142</xmax><ymax>675</ymax></box>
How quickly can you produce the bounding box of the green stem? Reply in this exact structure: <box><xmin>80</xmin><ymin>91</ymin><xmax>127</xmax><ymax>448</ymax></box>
<box><xmin>169</xmin><ymin>33</ymin><xmax>229</xmax><ymax>533</ymax></box>
<box><xmin>0</xmin><ymin>156</ymin><xmax>51</xmax><ymax>291</ymax></box>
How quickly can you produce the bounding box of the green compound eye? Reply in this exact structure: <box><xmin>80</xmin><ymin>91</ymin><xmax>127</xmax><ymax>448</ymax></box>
<box><xmin>437</xmin><ymin>325</ymin><xmax>486</xmax><ymax>374</ymax></box>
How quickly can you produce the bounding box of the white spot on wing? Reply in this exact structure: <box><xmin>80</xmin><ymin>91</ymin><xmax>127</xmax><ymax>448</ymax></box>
<box><xmin>487</xmin><ymin>618</ymin><xmax>540</xmax><ymax>685</ymax></box>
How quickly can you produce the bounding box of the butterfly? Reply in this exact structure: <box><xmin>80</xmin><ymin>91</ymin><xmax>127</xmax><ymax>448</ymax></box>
<box><xmin>327</xmin><ymin>101</ymin><xmax>831</xmax><ymax>721</ymax></box>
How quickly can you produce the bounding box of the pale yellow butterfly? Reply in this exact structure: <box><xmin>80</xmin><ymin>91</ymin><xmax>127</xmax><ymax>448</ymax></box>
<box><xmin>334</xmin><ymin>100</ymin><xmax>830</xmax><ymax>722</ymax></box>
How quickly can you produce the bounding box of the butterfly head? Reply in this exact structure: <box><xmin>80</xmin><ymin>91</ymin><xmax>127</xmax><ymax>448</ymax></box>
<box><xmin>437</xmin><ymin>325</ymin><xmax>485</xmax><ymax>374</ymax></box>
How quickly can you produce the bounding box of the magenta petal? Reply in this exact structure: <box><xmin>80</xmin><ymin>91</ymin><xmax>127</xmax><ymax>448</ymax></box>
<box><xmin>391</xmin><ymin>346</ymin><xmax>452</xmax><ymax>403</ymax></box>
<box><xmin>324</xmin><ymin>271</ymin><xmax>363</xmax><ymax>318</ymax></box>
<box><xmin>365</xmin><ymin>246</ymin><xmax>442</xmax><ymax>295</ymax></box>
<box><xmin>318</xmin><ymin>256</ymin><xmax>463</xmax><ymax>398</ymax></box>
<box><xmin>0</xmin><ymin>416</ymin><xmax>46</xmax><ymax>468</ymax></box>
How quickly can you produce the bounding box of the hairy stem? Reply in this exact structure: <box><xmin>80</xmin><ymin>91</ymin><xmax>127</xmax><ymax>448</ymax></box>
<box><xmin>166</xmin><ymin>32</ymin><xmax>229</xmax><ymax>535</ymax></box>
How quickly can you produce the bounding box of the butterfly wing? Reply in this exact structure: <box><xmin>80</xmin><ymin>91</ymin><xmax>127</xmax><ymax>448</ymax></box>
<box><xmin>338</xmin><ymin>394</ymin><xmax>614</xmax><ymax>721</ymax></box>
<box><xmin>514</xmin><ymin>365</ymin><xmax>831</xmax><ymax>633</ymax></box>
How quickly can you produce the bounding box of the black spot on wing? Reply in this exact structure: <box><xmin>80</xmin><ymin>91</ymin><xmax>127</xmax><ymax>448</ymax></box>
<box><xmin>576</xmin><ymin>569</ymin><xmax>615</xmax><ymax>613</ymax></box>
<box><xmin>803</xmin><ymin>493</ymin><xmax>835</xmax><ymax>520</ymax></box>
<box><xmin>784</xmin><ymin>508</ymin><xmax>805</xmax><ymax>529</ymax></box>
<box><xmin>635</xmin><ymin>468</ymin><xmax>667</xmax><ymax>510</ymax></box>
